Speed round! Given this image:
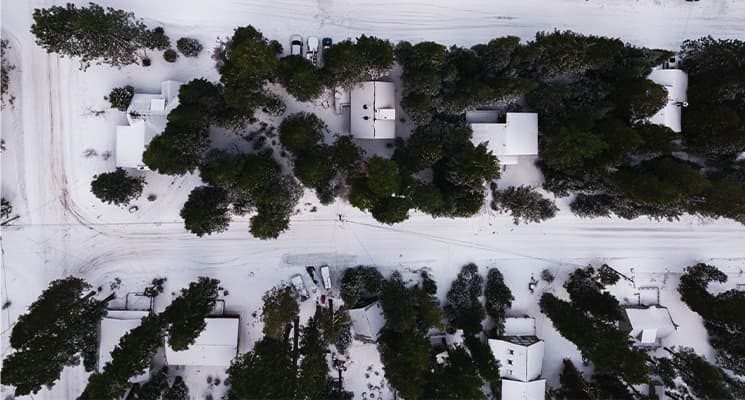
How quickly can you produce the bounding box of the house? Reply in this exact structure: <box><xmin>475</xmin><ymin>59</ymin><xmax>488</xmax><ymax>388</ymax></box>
<box><xmin>488</xmin><ymin>317</ymin><xmax>546</xmax><ymax>400</ymax></box>
<box><xmin>466</xmin><ymin>111</ymin><xmax>538</xmax><ymax>165</ymax></box>
<box><xmin>502</xmin><ymin>379</ymin><xmax>547</xmax><ymax>400</ymax></box>
<box><xmin>98</xmin><ymin>310</ymin><xmax>151</xmax><ymax>382</ymax></box>
<box><xmin>348</xmin><ymin>301</ymin><xmax>385</xmax><ymax>342</ymax></box>
<box><xmin>647</xmin><ymin>68</ymin><xmax>688</xmax><ymax>133</ymax></box>
<box><xmin>164</xmin><ymin>317</ymin><xmax>239</xmax><ymax>367</ymax></box>
<box><xmin>349</xmin><ymin>81</ymin><xmax>396</xmax><ymax>139</ymax></box>
<box><xmin>116</xmin><ymin>80</ymin><xmax>183</xmax><ymax>170</ymax></box>
<box><xmin>623</xmin><ymin>305</ymin><xmax>675</xmax><ymax>348</ymax></box>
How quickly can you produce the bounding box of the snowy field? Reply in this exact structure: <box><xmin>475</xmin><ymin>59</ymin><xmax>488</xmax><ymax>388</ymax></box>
<box><xmin>2</xmin><ymin>0</ymin><xmax>745</xmax><ymax>399</ymax></box>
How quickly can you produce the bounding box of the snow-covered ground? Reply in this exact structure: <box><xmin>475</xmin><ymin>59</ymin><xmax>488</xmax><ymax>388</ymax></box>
<box><xmin>2</xmin><ymin>0</ymin><xmax>745</xmax><ymax>399</ymax></box>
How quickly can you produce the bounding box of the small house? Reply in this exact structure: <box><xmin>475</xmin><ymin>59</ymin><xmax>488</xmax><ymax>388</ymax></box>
<box><xmin>488</xmin><ymin>316</ymin><xmax>546</xmax><ymax>400</ymax></box>
<box><xmin>115</xmin><ymin>80</ymin><xmax>183</xmax><ymax>170</ymax></box>
<box><xmin>98</xmin><ymin>310</ymin><xmax>151</xmax><ymax>382</ymax></box>
<box><xmin>349</xmin><ymin>81</ymin><xmax>396</xmax><ymax>139</ymax></box>
<box><xmin>466</xmin><ymin>111</ymin><xmax>538</xmax><ymax>166</ymax></box>
<box><xmin>348</xmin><ymin>301</ymin><xmax>386</xmax><ymax>342</ymax></box>
<box><xmin>623</xmin><ymin>305</ymin><xmax>675</xmax><ymax>348</ymax></box>
<box><xmin>164</xmin><ymin>317</ymin><xmax>239</xmax><ymax>367</ymax></box>
<box><xmin>646</xmin><ymin>68</ymin><xmax>688</xmax><ymax>133</ymax></box>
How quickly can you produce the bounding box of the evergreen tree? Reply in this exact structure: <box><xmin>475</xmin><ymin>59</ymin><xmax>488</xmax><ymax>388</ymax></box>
<box><xmin>227</xmin><ymin>337</ymin><xmax>296</xmax><ymax>399</ymax></box>
<box><xmin>464</xmin><ymin>336</ymin><xmax>501</xmax><ymax>384</ymax></box>
<box><xmin>180</xmin><ymin>186</ymin><xmax>231</xmax><ymax>237</ymax></box>
<box><xmin>378</xmin><ymin>329</ymin><xmax>433</xmax><ymax>400</ymax></box>
<box><xmin>106</xmin><ymin>85</ymin><xmax>134</xmax><ymax>111</ymax></box>
<box><xmin>2</xmin><ymin>277</ymin><xmax>108</xmax><ymax>395</ymax></box>
<box><xmin>279</xmin><ymin>112</ymin><xmax>325</xmax><ymax>153</ymax></box>
<box><xmin>130</xmin><ymin>366</ymin><xmax>169</xmax><ymax>400</ymax></box>
<box><xmin>370</xmin><ymin>196</ymin><xmax>412</xmax><ymax>224</ymax></box>
<box><xmin>444</xmin><ymin>263</ymin><xmax>485</xmax><ymax>334</ymax></box>
<box><xmin>555</xmin><ymin>359</ymin><xmax>593</xmax><ymax>400</ymax></box>
<box><xmin>163</xmin><ymin>376</ymin><xmax>189</xmax><ymax>400</ymax></box>
<box><xmin>484</xmin><ymin>268</ymin><xmax>513</xmax><ymax>335</ymax></box>
<box><xmin>277</xmin><ymin>55</ymin><xmax>325</xmax><ymax>102</ymax></box>
<box><xmin>564</xmin><ymin>267</ymin><xmax>623</xmax><ymax>322</ymax></box>
<box><xmin>297</xmin><ymin>312</ymin><xmax>335</xmax><ymax>399</ymax></box>
<box><xmin>90</xmin><ymin>168</ymin><xmax>145</xmax><ymax>206</ymax></box>
<box><xmin>261</xmin><ymin>286</ymin><xmax>299</xmax><ymax>339</ymax></box>
<box><xmin>339</xmin><ymin>266</ymin><xmax>383</xmax><ymax>307</ymax></box>
<box><xmin>423</xmin><ymin>347</ymin><xmax>485</xmax><ymax>400</ymax></box>
<box><xmin>379</xmin><ymin>272</ymin><xmax>419</xmax><ymax>333</ymax></box>
<box><xmin>330</xmin><ymin>135</ymin><xmax>363</xmax><ymax>173</ymax></box>
<box><xmin>490</xmin><ymin>185</ymin><xmax>558</xmax><ymax>225</ymax></box>
<box><xmin>660</xmin><ymin>347</ymin><xmax>735</xmax><ymax>400</ymax></box>
<box><xmin>176</xmin><ymin>37</ymin><xmax>202</xmax><ymax>57</ymax></box>
<box><xmin>163</xmin><ymin>277</ymin><xmax>220</xmax><ymax>351</ymax></box>
<box><xmin>31</xmin><ymin>3</ymin><xmax>162</xmax><ymax>69</ymax></box>
<box><xmin>366</xmin><ymin>156</ymin><xmax>402</xmax><ymax>197</ymax></box>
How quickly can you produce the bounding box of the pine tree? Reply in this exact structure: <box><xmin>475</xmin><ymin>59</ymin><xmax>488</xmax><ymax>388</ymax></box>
<box><xmin>277</xmin><ymin>55</ymin><xmax>325</xmax><ymax>102</ymax></box>
<box><xmin>423</xmin><ymin>346</ymin><xmax>485</xmax><ymax>400</ymax></box>
<box><xmin>180</xmin><ymin>186</ymin><xmax>231</xmax><ymax>237</ymax></box>
<box><xmin>444</xmin><ymin>263</ymin><xmax>485</xmax><ymax>334</ymax></box>
<box><xmin>660</xmin><ymin>347</ymin><xmax>735</xmax><ymax>400</ymax></box>
<box><xmin>490</xmin><ymin>185</ymin><xmax>558</xmax><ymax>225</ymax></box>
<box><xmin>163</xmin><ymin>277</ymin><xmax>220</xmax><ymax>351</ymax></box>
<box><xmin>1</xmin><ymin>277</ymin><xmax>108</xmax><ymax>396</ymax></box>
<box><xmin>564</xmin><ymin>267</ymin><xmax>623</xmax><ymax>322</ymax></box>
<box><xmin>176</xmin><ymin>37</ymin><xmax>203</xmax><ymax>57</ymax></box>
<box><xmin>106</xmin><ymin>85</ymin><xmax>134</xmax><ymax>111</ymax></box>
<box><xmin>484</xmin><ymin>268</ymin><xmax>513</xmax><ymax>335</ymax></box>
<box><xmin>31</xmin><ymin>3</ymin><xmax>161</xmax><ymax>69</ymax></box>
<box><xmin>297</xmin><ymin>312</ymin><xmax>335</xmax><ymax>399</ymax></box>
<box><xmin>261</xmin><ymin>286</ymin><xmax>299</xmax><ymax>339</ymax></box>
<box><xmin>555</xmin><ymin>359</ymin><xmax>593</xmax><ymax>400</ymax></box>
<box><xmin>163</xmin><ymin>376</ymin><xmax>189</xmax><ymax>400</ymax></box>
<box><xmin>227</xmin><ymin>337</ymin><xmax>297</xmax><ymax>399</ymax></box>
<box><xmin>91</xmin><ymin>168</ymin><xmax>145</xmax><ymax>206</ymax></box>
<box><xmin>464</xmin><ymin>336</ymin><xmax>501</xmax><ymax>384</ymax></box>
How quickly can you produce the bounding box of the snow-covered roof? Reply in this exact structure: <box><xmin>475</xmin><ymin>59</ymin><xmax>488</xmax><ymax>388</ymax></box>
<box><xmin>504</xmin><ymin>317</ymin><xmax>536</xmax><ymax>336</ymax></box>
<box><xmin>501</xmin><ymin>379</ymin><xmax>546</xmax><ymax>400</ymax></box>
<box><xmin>165</xmin><ymin>317</ymin><xmax>239</xmax><ymax>366</ymax></box>
<box><xmin>349</xmin><ymin>301</ymin><xmax>386</xmax><ymax>341</ymax></box>
<box><xmin>116</xmin><ymin>121</ymin><xmax>147</xmax><ymax>169</ymax></box>
<box><xmin>467</xmin><ymin>112</ymin><xmax>538</xmax><ymax>165</ymax></box>
<box><xmin>488</xmin><ymin>338</ymin><xmax>544</xmax><ymax>382</ymax></box>
<box><xmin>127</xmin><ymin>80</ymin><xmax>183</xmax><ymax>119</ymax></box>
<box><xmin>99</xmin><ymin>310</ymin><xmax>150</xmax><ymax>382</ymax></box>
<box><xmin>647</xmin><ymin>68</ymin><xmax>688</xmax><ymax>133</ymax></box>
<box><xmin>625</xmin><ymin>306</ymin><xmax>675</xmax><ymax>346</ymax></box>
<box><xmin>350</xmin><ymin>81</ymin><xmax>396</xmax><ymax>139</ymax></box>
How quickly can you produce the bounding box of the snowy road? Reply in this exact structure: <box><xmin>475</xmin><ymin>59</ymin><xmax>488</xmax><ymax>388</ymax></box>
<box><xmin>2</xmin><ymin>0</ymin><xmax>745</xmax><ymax>398</ymax></box>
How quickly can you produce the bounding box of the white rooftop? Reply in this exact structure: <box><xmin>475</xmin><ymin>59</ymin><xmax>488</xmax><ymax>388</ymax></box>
<box><xmin>99</xmin><ymin>310</ymin><xmax>150</xmax><ymax>382</ymax></box>
<box><xmin>488</xmin><ymin>338</ymin><xmax>544</xmax><ymax>382</ymax></box>
<box><xmin>349</xmin><ymin>301</ymin><xmax>386</xmax><ymax>341</ymax></box>
<box><xmin>115</xmin><ymin>121</ymin><xmax>147</xmax><ymax>169</ymax></box>
<box><xmin>647</xmin><ymin>68</ymin><xmax>688</xmax><ymax>133</ymax></box>
<box><xmin>467</xmin><ymin>112</ymin><xmax>539</xmax><ymax>165</ymax></box>
<box><xmin>501</xmin><ymin>379</ymin><xmax>546</xmax><ymax>400</ymax></box>
<box><xmin>625</xmin><ymin>306</ymin><xmax>675</xmax><ymax>346</ymax></box>
<box><xmin>350</xmin><ymin>81</ymin><xmax>396</xmax><ymax>139</ymax></box>
<box><xmin>127</xmin><ymin>80</ymin><xmax>183</xmax><ymax>118</ymax></box>
<box><xmin>504</xmin><ymin>317</ymin><xmax>536</xmax><ymax>336</ymax></box>
<box><xmin>164</xmin><ymin>317</ymin><xmax>239</xmax><ymax>366</ymax></box>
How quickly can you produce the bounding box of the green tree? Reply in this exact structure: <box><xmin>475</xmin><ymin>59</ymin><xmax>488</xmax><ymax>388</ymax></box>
<box><xmin>379</xmin><ymin>272</ymin><xmax>418</xmax><ymax>333</ymax></box>
<box><xmin>542</xmin><ymin>128</ymin><xmax>608</xmax><ymax>171</ymax></box>
<box><xmin>261</xmin><ymin>286</ymin><xmax>299</xmax><ymax>339</ymax></box>
<box><xmin>371</xmin><ymin>196</ymin><xmax>412</xmax><ymax>224</ymax></box>
<box><xmin>339</xmin><ymin>266</ymin><xmax>382</xmax><ymax>306</ymax></box>
<box><xmin>683</xmin><ymin>104</ymin><xmax>745</xmax><ymax>156</ymax></box>
<box><xmin>366</xmin><ymin>156</ymin><xmax>401</xmax><ymax>197</ymax></box>
<box><xmin>297</xmin><ymin>312</ymin><xmax>335</xmax><ymax>399</ymax></box>
<box><xmin>564</xmin><ymin>267</ymin><xmax>623</xmax><ymax>322</ymax></box>
<box><xmin>106</xmin><ymin>85</ymin><xmax>134</xmax><ymax>111</ymax></box>
<box><xmin>2</xmin><ymin>277</ymin><xmax>108</xmax><ymax>395</ymax></box>
<box><xmin>180</xmin><ymin>186</ymin><xmax>231</xmax><ymax>237</ymax></box>
<box><xmin>610</xmin><ymin>78</ymin><xmax>667</xmax><ymax>121</ymax></box>
<box><xmin>162</xmin><ymin>376</ymin><xmax>189</xmax><ymax>400</ymax></box>
<box><xmin>424</xmin><ymin>347</ymin><xmax>485</xmax><ymax>400</ymax></box>
<box><xmin>464</xmin><ymin>336</ymin><xmax>501</xmax><ymax>384</ymax></box>
<box><xmin>660</xmin><ymin>347</ymin><xmax>735</xmax><ymax>400</ymax></box>
<box><xmin>445</xmin><ymin>263</ymin><xmax>485</xmax><ymax>334</ymax></box>
<box><xmin>176</xmin><ymin>37</ymin><xmax>202</xmax><ymax>57</ymax></box>
<box><xmin>554</xmin><ymin>359</ymin><xmax>593</xmax><ymax>400</ymax></box>
<box><xmin>31</xmin><ymin>3</ymin><xmax>161</xmax><ymax>69</ymax></box>
<box><xmin>277</xmin><ymin>55</ymin><xmax>324</xmax><ymax>102</ymax></box>
<box><xmin>162</xmin><ymin>277</ymin><xmax>220</xmax><ymax>351</ymax></box>
<box><xmin>484</xmin><ymin>268</ymin><xmax>513</xmax><ymax>335</ymax></box>
<box><xmin>330</xmin><ymin>135</ymin><xmax>363</xmax><ymax>172</ymax></box>
<box><xmin>227</xmin><ymin>337</ymin><xmax>297</xmax><ymax>399</ymax></box>
<box><xmin>90</xmin><ymin>168</ymin><xmax>145</xmax><ymax>206</ymax></box>
<box><xmin>490</xmin><ymin>185</ymin><xmax>558</xmax><ymax>225</ymax></box>
<box><xmin>378</xmin><ymin>329</ymin><xmax>433</xmax><ymax>400</ymax></box>
<box><xmin>279</xmin><ymin>112</ymin><xmax>325</xmax><ymax>153</ymax></box>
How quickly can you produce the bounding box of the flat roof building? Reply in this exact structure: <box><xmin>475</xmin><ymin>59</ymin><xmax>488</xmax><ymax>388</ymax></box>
<box><xmin>466</xmin><ymin>111</ymin><xmax>538</xmax><ymax>165</ymax></box>
<box><xmin>350</xmin><ymin>81</ymin><xmax>396</xmax><ymax>139</ymax></box>
<box><xmin>647</xmin><ymin>68</ymin><xmax>688</xmax><ymax>133</ymax></box>
<box><xmin>164</xmin><ymin>317</ymin><xmax>239</xmax><ymax>367</ymax></box>
<box><xmin>502</xmin><ymin>379</ymin><xmax>546</xmax><ymax>400</ymax></box>
<box><xmin>98</xmin><ymin>310</ymin><xmax>151</xmax><ymax>383</ymax></box>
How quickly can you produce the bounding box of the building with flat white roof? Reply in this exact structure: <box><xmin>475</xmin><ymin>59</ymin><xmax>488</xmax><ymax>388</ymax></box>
<box><xmin>647</xmin><ymin>68</ymin><xmax>688</xmax><ymax>133</ymax></box>
<box><xmin>624</xmin><ymin>305</ymin><xmax>675</xmax><ymax>348</ymax></box>
<box><xmin>116</xmin><ymin>80</ymin><xmax>183</xmax><ymax>170</ymax></box>
<box><xmin>348</xmin><ymin>301</ymin><xmax>386</xmax><ymax>342</ymax></box>
<box><xmin>466</xmin><ymin>111</ymin><xmax>538</xmax><ymax>165</ymax></box>
<box><xmin>164</xmin><ymin>317</ymin><xmax>239</xmax><ymax>367</ymax></box>
<box><xmin>502</xmin><ymin>379</ymin><xmax>546</xmax><ymax>400</ymax></box>
<box><xmin>350</xmin><ymin>81</ymin><xmax>396</xmax><ymax>139</ymax></box>
<box><xmin>98</xmin><ymin>310</ymin><xmax>150</xmax><ymax>382</ymax></box>
<box><xmin>504</xmin><ymin>316</ymin><xmax>537</xmax><ymax>337</ymax></box>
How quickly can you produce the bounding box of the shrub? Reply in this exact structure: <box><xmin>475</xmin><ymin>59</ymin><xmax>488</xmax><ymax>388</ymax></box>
<box><xmin>90</xmin><ymin>168</ymin><xmax>145</xmax><ymax>205</ymax></box>
<box><xmin>163</xmin><ymin>48</ymin><xmax>178</xmax><ymax>63</ymax></box>
<box><xmin>176</xmin><ymin>37</ymin><xmax>203</xmax><ymax>57</ymax></box>
<box><xmin>106</xmin><ymin>85</ymin><xmax>134</xmax><ymax>111</ymax></box>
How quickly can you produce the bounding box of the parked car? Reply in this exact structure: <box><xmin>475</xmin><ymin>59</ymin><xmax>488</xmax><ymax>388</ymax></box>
<box><xmin>290</xmin><ymin>34</ymin><xmax>303</xmax><ymax>56</ymax></box>
<box><xmin>320</xmin><ymin>265</ymin><xmax>332</xmax><ymax>290</ymax></box>
<box><xmin>306</xmin><ymin>36</ymin><xmax>319</xmax><ymax>66</ymax></box>
<box><xmin>322</xmin><ymin>37</ymin><xmax>332</xmax><ymax>51</ymax></box>
<box><xmin>290</xmin><ymin>274</ymin><xmax>309</xmax><ymax>300</ymax></box>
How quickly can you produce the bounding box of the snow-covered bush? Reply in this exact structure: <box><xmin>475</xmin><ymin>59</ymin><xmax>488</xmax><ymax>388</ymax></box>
<box><xmin>163</xmin><ymin>48</ymin><xmax>178</xmax><ymax>63</ymax></box>
<box><xmin>106</xmin><ymin>85</ymin><xmax>134</xmax><ymax>112</ymax></box>
<box><xmin>491</xmin><ymin>185</ymin><xmax>558</xmax><ymax>225</ymax></box>
<box><xmin>176</xmin><ymin>37</ymin><xmax>203</xmax><ymax>57</ymax></box>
